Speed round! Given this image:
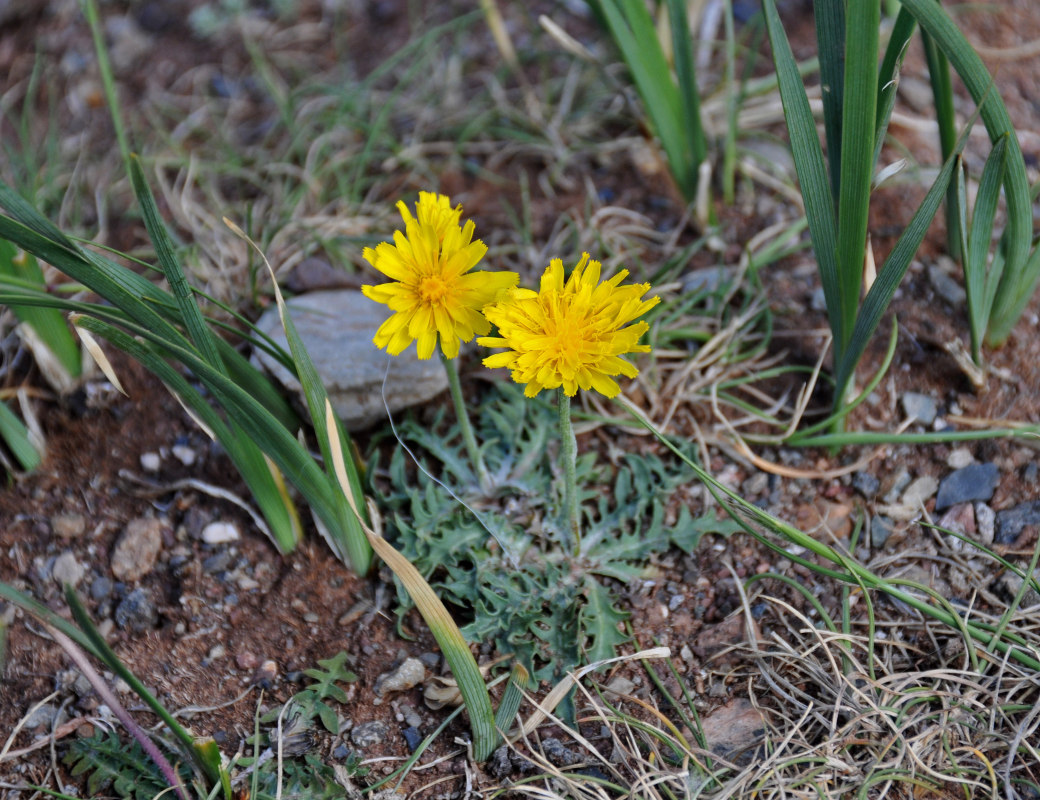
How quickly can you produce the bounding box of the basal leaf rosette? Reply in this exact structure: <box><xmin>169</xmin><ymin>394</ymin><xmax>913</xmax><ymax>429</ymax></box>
<box><xmin>362</xmin><ymin>192</ymin><xmax>518</xmax><ymax>359</ymax></box>
<box><xmin>479</xmin><ymin>253</ymin><xmax>659</xmax><ymax>398</ymax></box>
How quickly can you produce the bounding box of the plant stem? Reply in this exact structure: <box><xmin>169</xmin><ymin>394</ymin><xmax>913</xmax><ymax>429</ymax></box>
<box><xmin>557</xmin><ymin>388</ymin><xmax>581</xmax><ymax>556</ymax></box>
<box><xmin>440</xmin><ymin>351</ymin><xmax>491</xmax><ymax>493</ymax></box>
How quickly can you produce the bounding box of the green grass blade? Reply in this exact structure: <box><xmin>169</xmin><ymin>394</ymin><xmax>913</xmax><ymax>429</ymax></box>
<box><xmin>226</xmin><ymin>219</ymin><xmax>372</xmax><ymax>575</ymax></box>
<box><xmin>761</xmin><ymin>0</ymin><xmax>839</xmax><ymax>348</ymax></box>
<box><xmin>814</xmin><ymin>0</ymin><xmax>846</xmax><ymax>206</ymax></box>
<box><xmin>0</xmin><ymin>398</ymin><xmax>40</xmax><ymax>471</ymax></box>
<box><xmin>833</xmin><ymin>0</ymin><xmax>879</xmax><ymax>375</ymax></box>
<box><xmin>0</xmin><ymin>240</ymin><xmax>80</xmax><ymax>381</ymax></box>
<box><xmin>921</xmin><ymin>27</ymin><xmax>961</xmax><ymax>259</ymax></box>
<box><xmin>594</xmin><ymin>0</ymin><xmax>695</xmax><ymax>200</ymax></box>
<box><xmin>874</xmin><ymin>8</ymin><xmax>917</xmax><ymax>165</ymax></box>
<box><xmin>898</xmin><ymin>0</ymin><xmax>1032</xmax><ymax>346</ymax></box>
<box><xmin>666</xmin><ymin>0</ymin><xmax>707</xmax><ymax>180</ymax></box>
<box><xmin>324</xmin><ymin>399</ymin><xmax>498</xmax><ymax>760</ymax></box>
<box><xmin>964</xmin><ymin>136</ymin><xmax>1008</xmax><ymax>362</ymax></box>
<box><xmin>834</xmin><ymin>152</ymin><xmax>957</xmax><ymax>398</ymax></box>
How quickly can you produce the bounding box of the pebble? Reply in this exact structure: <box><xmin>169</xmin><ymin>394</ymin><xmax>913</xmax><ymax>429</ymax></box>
<box><xmin>418</xmin><ymin>652</ymin><xmax>441</xmax><ymax>670</ymax></box>
<box><xmin>52</xmin><ymin>513</ymin><xmax>87</xmax><ymax>539</ymax></box>
<box><xmin>901</xmin><ymin>392</ymin><xmax>938</xmax><ymax>425</ymax></box>
<box><xmin>140</xmin><ymin>452</ymin><xmax>161</xmax><ymax>472</ymax></box>
<box><xmin>89</xmin><ymin>575</ymin><xmax>113</xmax><ymax>601</ymax></box>
<box><xmin>901</xmin><ymin>476</ymin><xmax>938</xmax><ymax>509</ymax></box>
<box><xmin>974</xmin><ymin>503</ymin><xmax>995</xmax><ymax>545</ymax></box>
<box><xmin>399</xmin><ymin>704</ymin><xmax>423</xmax><ymax>729</ymax></box>
<box><xmin>114</xmin><ymin>588</ymin><xmax>157</xmax><ymax>632</ymax></box>
<box><xmin>946</xmin><ymin>448</ymin><xmax>975</xmax><ymax>470</ymax></box>
<box><xmin>937</xmin><ymin>503</ymin><xmax>975</xmax><ymax>545</ymax></box>
<box><xmin>851</xmin><ymin>471</ymin><xmax>880</xmax><ymax>498</ymax></box>
<box><xmin>52</xmin><ymin>551</ymin><xmax>87</xmax><ymax>587</ymax></box>
<box><xmin>236</xmin><ymin>651</ymin><xmax>259</xmax><ymax>671</ymax></box>
<box><xmin>882</xmin><ymin>468</ymin><xmax>912</xmax><ymax>503</ymax></box>
<box><xmin>25</xmin><ymin>703</ymin><xmax>60</xmax><ymax>731</ymax></box>
<box><xmin>171</xmin><ymin>444</ymin><xmax>196</xmax><ymax>466</ymax></box>
<box><xmin>202</xmin><ymin>551</ymin><xmax>232</xmax><ymax>574</ymax></box>
<box><xmin>604</xmin><ymin>676</ymin><xmax>636</xmax><ymax>698</ymax></box>
<box><xmin>401</xmin><ymin>726</ymin><xmax>423</xmax><ymax>752</ymax></box>
<box><xmin>993</xmin><ymin>570</ymin><xmax>1040</xmax><ymax>608</ymax></box>
<box><xmin>208</xmin><ymin>644</ymin><xmax>226</xmax><ymax>661</ymax></box>
<box><xmin>351</xmin><ymin>720</ymin><xmax>389</xmax><ymax>748</ymax></box>
<box><xmin>700</xmin><ymin>698</ymin><xmax>766</xmax><ymax>764</ymax></box>
<box><xmin>540</xmin><ymin>738</ymin><xmax>581</xmax><ymax>767</ymax></box>
<box><xmin>995</xmin><ymin>501</ymin><xmax>1040</xmax><ymax>545</ymax></box>
<box><xmin>201</xmin><ymin>521</ymin><xmax>239</xmax><ymax>545</ymax></box>
<box><xmin>935</xmin><ymin>463</ymin><xmax>1000</xmax><ymax>511</ymax></box>
<box><xmin>871</xmin><ymin>516</ymin><xmax>895</xmax><ymax>548</ymax></box>
<box><xmin>927</xmin><ymin>260</ymin><xmax>967</xmax><ymax>306</ymax></box>
<box><xmin>111</xmin><ymin>517</ymin><xmax>164</xmax><ymax>582</ymax></box>
<box><xmin>375</xmin><ymin>658</ymin><xmax>426</xmax><ymax>696</ymax></box>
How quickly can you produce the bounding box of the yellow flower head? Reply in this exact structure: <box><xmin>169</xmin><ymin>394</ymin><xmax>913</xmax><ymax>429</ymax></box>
<box><xmin>362</xmin><ymin>192</ymin><xmax>519</xmax><ymax>359</ymax></box>
<box><xmin>479</xmin><ymin>253</ymin><xmax>659</xmax><ymax>398</ymax></box>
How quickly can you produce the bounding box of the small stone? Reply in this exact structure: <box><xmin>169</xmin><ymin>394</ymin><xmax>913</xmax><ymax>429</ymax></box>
<box><xmin>171</xmin><ymin>444</ymin><xmax>196</xmax><ymax>466</ymax></box>
<box><xmin>810</xmin><ymin>286</ymin><xmax>827</xmax><ymax>312</ymax></box>
<box><xmin>995</xmin><ymin>501</ymin><xmax>1040</xmax><ymax>545</ymax></box>
<box><xmin>375</xmin><ymin>658</ymin><xmax>425</xmax><ymax>696</ymax></box>
<box><xmin>699</xmin><ymin>698</ymin><xmax>766</xmax><ymax>764</ymax></box>
<box><xmin>286</xmin><ymin>257</ymin><xmax>357</xmax><ymax>293</ymax></box>
<box><xmin>927</xmin><ymin>261</ymin><xmax>967</xmax><ymax>306</ymax></box>
<box><xmin>202</xmin><ymin>551</ymin><xmax>232</xmax><ymax>574</ymax></box>
<box><xmin>901</xmin><ymin>392</ymin><xmax>937</xmax><ymax>425</ymax></box>
<box><xmin>851</xmin><ymin>471</ymin><xmax>880</xmax><ymax>498</ymax></box>
<box><xmin>901</xmin><ymin>476</ymin><xmax>938</xmax><ymax>509</ymax></box>
<box><xmin>679</xmin><ymin>644</ymin><xmax>694</xmax><ymax>664</ymax></box>
<box><xmin>90</xmin><ymin>575</ymin><xmax>113</xmax><ymax>601</ymax></box>
<box><xmin>201</xmin><ymin>521</ymin><xmax>239</xmax><ymax>545</ymax></box>
<box><xmin>974</xmin><ymin>503</ymin><xmax>995</xmax><ymax>545</ymax></box>
<box><xmin>236</xmin><ymin>651</ymin><xmax>259</xmax><ymax>671</ymax></box>
<box><xmin>935</xmin><ymin>463</ymin><xmax>1000</xmax><ymax>511</ymax></box>
<box><xmin>114</xmin><ymin>588</ymin><xmax>157</xmax><ymax>633</ymax></box>
<box><xmin>882</xmin><ymin>468</ymin><xmax>911</xmax><ymax>503</ymax></box>
<box><xmin>254</xmin><ymin>660</ymin><xmax>278</xmax><ymax>689</ymax></box>
<box><xmin>52</xmin><ymin>552</ymin><xmax>87</xmax><ymax>587</ymax></box>
<box><xmin>208</xmin><ymin>644</ymin><xmax>226</xmax><ymax>661</ymax></box>
<box><xmin>140</xmin><ymin>452</ymin><xmax>161</xmax><ymax>472</ymax></box>
<box><xmin>946</xmin><ymin>448</ymin><xmax>975</xmax><ymax>470</ymax></box>
<box><xmin>351</xmin><ymin>720</ymin><xmax>388</xmax><ymax>748</ymax></box>
<box><xmin>993</xmin><ymin>570</ymin><xmax>1040</xmax><ymax>608</ymax></box>
<box><xmin>399</xmin><ymin>704</ymin><xmax>423</xmax><ymax>729</ymax></box>
<box><xmin>402</xmin><ymin>726</ymin><xmax>423</xmax><ymax>752</ymax></box>
<box><xmin>52</xmin><ymin>513</ymin><xmax>87</xmax><ymax>539</ymax></box>
<box><xmin>604</xmin><ymin>676</ymin><xmax>636</xmax><ymax>698</ymax></box>
<box><xmin>541</xmin><ymin>738</ymin><xmax>580</xmax><ymax>767</ymax></box>
<box><xmin>418</xmin><ymin>652</ymin><xmax>440</xmax><ymax>670</ymax></box>
<box><xmin>741</xmin><ymin>472</ymin><xmax>769</xmax><ymax>497</ymax></box>
<box><xmin>111</xmin><ymin>518</ymin><xmax>164</xmax><ymax>582</ymax></box>
<box><xmin>937</xmin><ymin>503</ymin><xmax>975</xmax><ymax>545</ymax></box>
<box><xmin>871</xmin><ymin>516</ymin><xmax>895</xmax><ymax>548</ymax></box>
<box><xmin>25</xmin><ymin>703</ymin><xmax>60</xmax><ymax>731</ymax></box>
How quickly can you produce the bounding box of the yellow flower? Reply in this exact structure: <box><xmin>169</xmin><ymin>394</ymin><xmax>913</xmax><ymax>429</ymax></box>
<box><xmin>479</xmin><ymin>253</ymin><xmax>659</xmax><ymax>398</ymax></box>
<box><xmin>362</xmin><ymin>193</ymin><xmax>518</xmax><ymax>359</ymax></box>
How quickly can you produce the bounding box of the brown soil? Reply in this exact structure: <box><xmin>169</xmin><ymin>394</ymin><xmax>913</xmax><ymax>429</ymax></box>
<box><xmin>3</xmin><ymin>1</ymin><xmax>1040</xmax><ymax>798</ymax></box>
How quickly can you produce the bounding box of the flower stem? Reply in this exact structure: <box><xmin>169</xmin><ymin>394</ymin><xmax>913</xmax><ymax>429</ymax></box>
<box><xmin>440</xmin><ymin>351</ymin><xmax>491</xmax><ymax>494</ymax></box>
<box><xmin>557</xmin><ymin>388</ymin><xmax>581</xmax><ymax>556</ymax></box>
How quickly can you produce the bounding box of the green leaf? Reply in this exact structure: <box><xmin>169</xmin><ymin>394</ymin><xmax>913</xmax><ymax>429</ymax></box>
<box><xmin>0</xmin><ymin>399</ymin><xmax>41</xmax><ymax>472</ymax></box>
<box><xmin>581</xmin><ymin>577</ymin><xmax>629</xmax><ymax>665</ymax></box>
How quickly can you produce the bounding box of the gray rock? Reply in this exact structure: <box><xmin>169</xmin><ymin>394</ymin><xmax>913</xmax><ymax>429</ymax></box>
<box><xmin>90</xmin><ymin>575</ymin><xmax>114</xmax><ymax>601</ymax></box>
<box><xmin>351</xmin><ymin>720</ymin><xmax>389</xmax><ymax>748</ymax></box>
<box><xmin>375</xmin><ymin>657</ymin><xmax>425</xmax><ymax>696</ymax></box>
<box><xmin>111</xmin><ymin>518</ymin><xmax>164</xmax><ymax>582</ymax></box>
<box><xmin>851</xmin><ymin>471</ymin><xmax>880</xmax><ymax>498</ymax></box>
<box><xmin>252</xmin><ymin>290</ymin><xmax>449</xmax><ymax>431</ymax></box>
<box><xmin>25</xmin><ymin>702</ymin><xmax>60</xmax><ymax>731</ymax></box>
<box><xmin>115</xmin><ymin>588</ymin><xmax>157</xmax><ymax>633</ymax></box>
<box><xmin>52</xmin><ymin>513</ymin><xmax>87</xmax><ymax>539</ymax></box>
<box><xmin>402</xmin><ymin>726</ymin><xmax>422</xmax><ymax>752</ymax></box>
<box><xmin>901</xmin><ymin>392</ymin><xmax>937</xmax><ymax>425</ymax></box>
<box><xmin>541</xmin><ymin>737</ymin><xmax>581</xmax><ymax>766</ymax></box>
<box><xmin>927</xmin><ymin>261</ymin><xmax>966</xmax><ymax>306</ymax></box>
<box><xmin>871</xmin><ymin>516</ymin><xmax>895</xmax><ymax>548</ymax></box>
<box><xmin>935</xmin><ymin>463</ymin><xmax>1000</xmax><ymax>511</ymax></box>
<box><xmin>52</xmin><ymin>551</ymin><xmax>87</xmax><ymax>588</ymax></box>
<box><xmin>995</xmin><ymin>501</ymin><xmax>1040</xmax><ymax>545</ymax></box>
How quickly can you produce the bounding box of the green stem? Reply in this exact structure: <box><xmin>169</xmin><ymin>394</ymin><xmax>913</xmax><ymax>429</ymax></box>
<box><xmin>557</xmin><ymin>388</ymin><xmax>581</xmax><ymax>556</ymax></box>
<box><xmin>440</xmin><ymin>351</ymin><xmax>491</xmax><ymax>494</ymax></box>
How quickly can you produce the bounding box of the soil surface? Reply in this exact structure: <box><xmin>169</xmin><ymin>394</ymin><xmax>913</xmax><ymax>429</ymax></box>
<box><xmin>2</xmin><ymin>1</ymin><xmax>1040</xmax><ymax>798</ymax></box>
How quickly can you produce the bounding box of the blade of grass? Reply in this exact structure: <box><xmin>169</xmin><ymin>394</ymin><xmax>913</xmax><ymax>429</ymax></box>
<box><xmin>814</xmin><ymin>0</ymin><xmax>846</xmax><ymax>207</ymax></box>
<box><xmin>874</xmin><ymin>8</ymin><xmax>917</xmax><ymax>166</ymax></box>
<box><xmin>0</xmin><ymin>399</ymin><xmax>40</xmax><ymax>471</ymax></box>
<box><xmin>325</xmin><ymin>398</ymin><xmax>497</xmax><ymax>760</ymax></box>
<box><xmin>921</xmin><ymin>23</ymin><xmax>960</xmax><ymax>259</ymax></box>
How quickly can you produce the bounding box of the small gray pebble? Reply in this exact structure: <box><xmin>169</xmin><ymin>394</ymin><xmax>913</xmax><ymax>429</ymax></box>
<box><xmin>995</xmin><ymin>500</ymin><xmax>1040</xmax><ymax>545</ymax></box>
<box><xmin>25</xmin><ymin>703</ymin><xmax>60</xmax><ymax>730</ymax></box>
<box><xmin>351</xmin><ymin>720</ymin><xmax>388</xmax><ymax>748</ymax></box>
<box><xmin>418</xmin><ymin>652</ymin><xmax>441</xmax><ymax>670</ymax></box>
<box><xmin>52</xmin><ymin>513</ymin><xmax>87</xmax><ymax>539</ymax></box>
<box><xmin>927</xmin><ymin>262</ymin><xmax>967</xmax><ymax>306</ymax></box>
<box><xmin>90</xmin><ymin>575</ymin><xmax>113</xmax><ymax>601</ymax></box>
<box><xmin>974</xmin><ymin>503</ymin><xmax>995</xmax><ymax>545</ymax></box>
<box><xmin>935</xmin><ymin>462</ymin><xmax>1000</xmax><ymax>511</ymax></box>
<box><xmin>851</xmin><ymin>471</ymin><xmax>880</xmax><ymax>498</ymax></box>
<box><xmin>1024</xmin><ymin>463</ymin><xmax>1038</xmax><ymax>484</ymax></box>
<box><xmin>114</xmin><ymin>588</ymin><xmax>157</xmax><ymax>633</ymax></box>
<box><xmin>541</xmin><ymin>737</ymin><xmax>580</xmax><ymax>767</ymax></box>
<box><xmin>871</xmin><ymin>516</ymin><xmax>895</xmax><ymax>548</ymax></box>
<box><xmin>901</xmin><ymin>392</ymin><xmax>937</xmax><ymax>425</ymax></box>
<box><xmin>202</xmin><ymin>551</ymin><xmax>232</xmax><ymax>574</ymax></box>
<box><xmin>402</xmin><ymin>726</ymin><xmax>423</xmax><ymax>752</ymax></box>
